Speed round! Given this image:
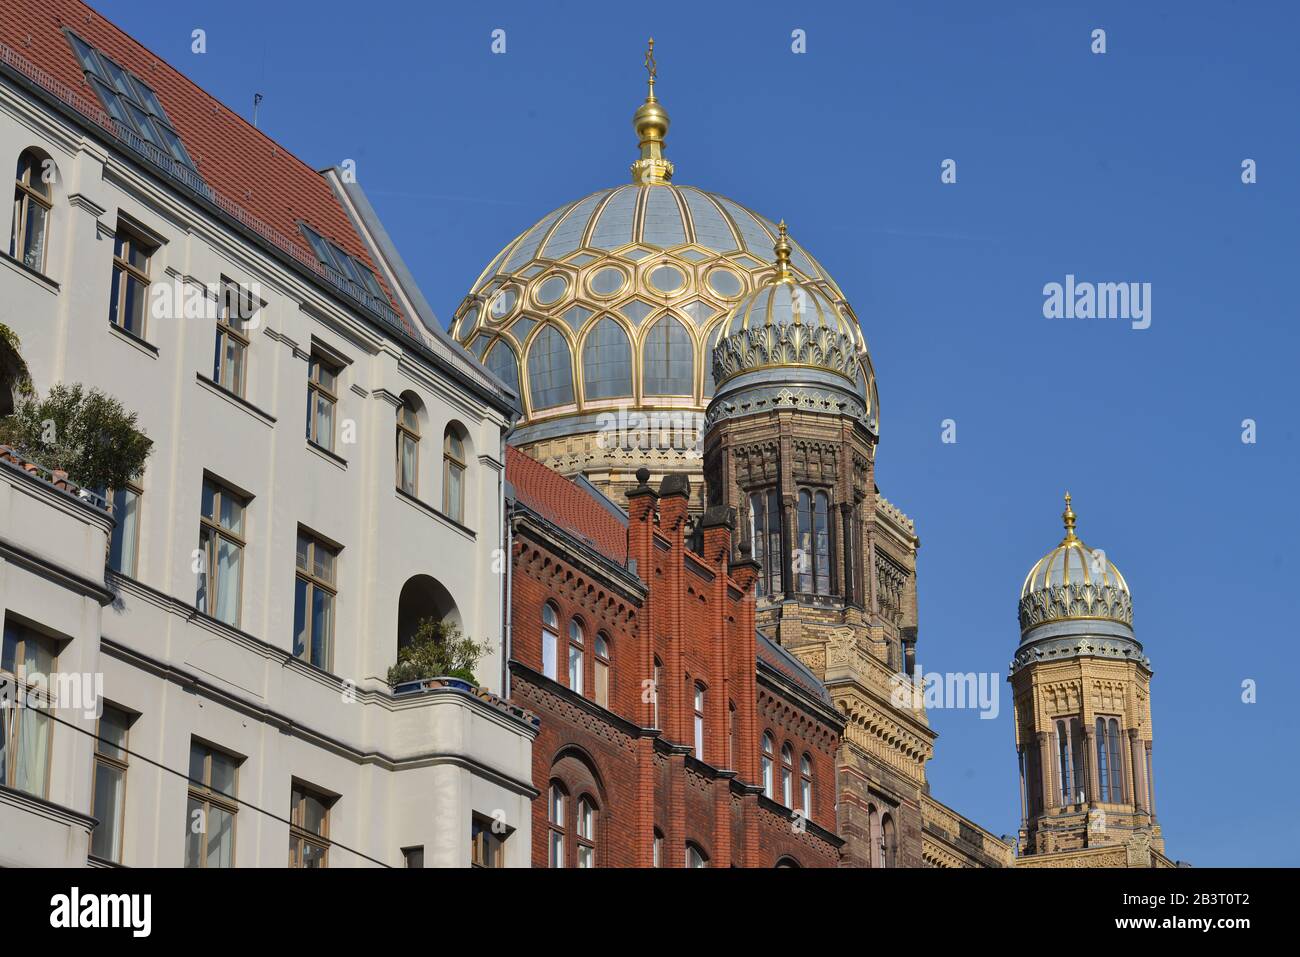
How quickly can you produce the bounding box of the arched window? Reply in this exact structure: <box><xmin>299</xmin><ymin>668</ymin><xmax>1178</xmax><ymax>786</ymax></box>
<box><xmin>576</xmin><ymin>796</ymin><xmax>596</xmax><ymax>868</ymax></box>
<box><xmin>814</xmin><ymin>491</ymin><xmax>831</xmax><ymax>594</ymax></box>
<box><xmin>582</xmin><ymin>317</ymin><xmax>632</xmax><ymax>399</ymax></box>
<box><xmin>775</xmin><ymin>856</ymin><xmax>801</xmax><ymax>868</ymax></box>
<box><xmin>526</xmin><ymin>325</ymin><xmax>574</xmax><ymax>409</ymax></box>
<box><xmin>11</xmin><ymin>149</ymin><xmax>52</xmax><ymax>273</ymax></box>
<box><xmin>541</xmin><ymin>603</ymin><xmax>559</xmax><ymax>680</ymax></box>
<box><xmin>1097</xmin><ymin>716</ymin><xmax>1125</xmax><ymax>802</ymax></box>
<box><xmin>761</xmin><ymin>732</ymin><xmax>775</xmax><ymax>798</ymax></box>
<box><xmin>442</xmin><ymin>427</ymin><xmax>465</xmax><ymax>522</ymax></box>
<box><xmin>800</xmin><ymin>753</ymin><xmax>813</xmax><ymax>814</ymax></box>
<box><xmin>547</xmin><ymin>782</ymin><xmax>567</xmax><ymax>868</ymax></box>
<box><xmin>796</xmin><ymin>489</ymin><xmax>833</xmax><ymax>595</ymax></box>
<box><xmin>484</xmin><ymin>341</ymin><xmax>520</xmax><ymax>395</ymax></box>
<box><xmin>652</xmin><ymin>657</ymin><xmax>662</xmax><ymax>728</ymax></box>
<box><xmin>395</xmin><ymin>397</ymin><xmax>420</xmax><ymax>495</ymax></box>
<box><xmin>594</xmin><ymin>633</ymin><xmax>610</xmax><ymax>708</ymax></box>
<box><xmin>780</xmin><ymin>743</ymin><xmax>794</xmax><ymax>807</ymax></box>
<box><xmin>642</xmin><ymin>315</ymin><xmax>694</xmax><ymax>396</ymax></box>
<box><xmin>882</xmin><ymin>814</ymin><xmax>898</xmax><ymax>868</ymax></box>
<box><xmin>749</xmin><ymin>489</ymin><xmax>782</xmax><ymax>597</ymax></box>
<box><xmin>693</xmin><ymin>683</ymin><xmax>706</xmax><ymax>760</ymax></box>
<box><xmin>568</xmin><ymin>620</ymin><xmax>585</xmax><ymax>694</ymax></box>
<box><xmin>1055</xmin><ymin>717</ymin><xmax>1084</xmax><ymax>804</ymax></box>
<box><xmin>685</xmin><ymin>843</ymin><xmax>708</xmax><ymax>868</ymax></box>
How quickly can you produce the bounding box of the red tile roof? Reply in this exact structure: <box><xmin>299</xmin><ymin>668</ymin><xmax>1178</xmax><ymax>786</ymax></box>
<box><xmin>0</xmin><ymin>0</ymin><xmax>413</xmax><ymax>335</ymax></box>
<box><xmin>507</xmin><ymin>446</ymin><xmax>628</xmax><ymax>565</ymax></box>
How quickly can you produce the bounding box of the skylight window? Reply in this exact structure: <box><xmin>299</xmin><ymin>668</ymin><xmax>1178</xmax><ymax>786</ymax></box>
<box><xmin>64</xmin><ymin>30</ymin><xmax>196</xmax><ymax>170</ymax></box>
<box><xmin>299</xmin><ymin>224</ymin><xmax>388</xmax><ymax>304</ymax></box>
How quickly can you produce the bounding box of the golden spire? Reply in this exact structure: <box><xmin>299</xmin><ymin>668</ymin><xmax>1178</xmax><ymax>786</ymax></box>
<box><xmin>774</xmin><ymin>220</ymin><xmax>794</xmax><ymax>281</ymax></box>
<box><xmin>1062</xmin><ymin>491</ymin><xmax>1078</xmax><ymax>542</ymax></box>
<box><xmin>631</xmin><ymin>37</ymin><xmax>674</xmax><ymax>185</ymax></box>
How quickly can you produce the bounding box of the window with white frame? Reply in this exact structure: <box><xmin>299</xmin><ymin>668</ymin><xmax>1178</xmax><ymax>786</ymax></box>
<box><xmin>541</xmin><ymin>603</ymin><xmax>559</xmax><ymax>680</ymax></box>
<box><xmin>568</xmin><ymin>620</ymin><xmax>585</xmax><ymax>694</ymax></box>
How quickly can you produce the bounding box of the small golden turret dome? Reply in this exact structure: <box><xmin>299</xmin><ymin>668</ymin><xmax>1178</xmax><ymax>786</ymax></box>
<box><xmin>631</xmin><ymin>38</ymin><xmax>674</xmax><ymax>185</ymax></box>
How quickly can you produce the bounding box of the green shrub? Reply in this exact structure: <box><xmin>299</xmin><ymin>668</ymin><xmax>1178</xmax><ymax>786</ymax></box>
<box><xmin>388</xmin><ymin>617</ymin><xmax>491</xmax><ymax>687</ymax></box>
<box><xmin>0</xmin><ymin>383</ymin><xmax>151</xmax><ymax>491</ymax></box>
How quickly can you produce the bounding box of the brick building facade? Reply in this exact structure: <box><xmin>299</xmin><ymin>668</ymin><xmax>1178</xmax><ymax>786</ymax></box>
<box><xmin>506</xmin><ymin>448</ymin><xmax>844</xmax><ymax>867</ymax></box>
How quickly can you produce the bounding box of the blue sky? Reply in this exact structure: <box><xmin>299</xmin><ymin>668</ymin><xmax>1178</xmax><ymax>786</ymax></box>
<box><xmin>95</xmin><ymin>0</ymin><xmax>1300</xmax><ymax>865</ymax></box>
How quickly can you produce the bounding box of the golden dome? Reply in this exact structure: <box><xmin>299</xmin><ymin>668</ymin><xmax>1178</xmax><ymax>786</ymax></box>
<box><xmin>1018</xmin><ymin>493</ymin><xmax>1133</xmax><ymax>633</ymax></box>
<box><xmin>449</xmin><ymin>41</ymin><xmax>877</xmax><ymax>450</ymax></box>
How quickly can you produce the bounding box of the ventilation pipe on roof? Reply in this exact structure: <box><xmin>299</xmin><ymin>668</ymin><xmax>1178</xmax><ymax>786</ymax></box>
<box><xmin>252</xmin><ymin>92</ymin><xmax>263</xmax><ymax>128</ymax></box>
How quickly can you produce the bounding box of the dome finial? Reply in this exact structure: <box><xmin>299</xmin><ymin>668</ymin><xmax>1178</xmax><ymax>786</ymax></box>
<box><xmin>631</xmin><ymin>38</ymin><xmax>674</xmax><ymax>185</ymax></box>
<box><xmin>1062</xmin><ymin>491</ymin><xmax>1078</xmax><ymax>542</ymax></box>
<box><xmin>774</xmin><ymin>220</ymin><xmax>794</xmax><ymax>281</ymax></box>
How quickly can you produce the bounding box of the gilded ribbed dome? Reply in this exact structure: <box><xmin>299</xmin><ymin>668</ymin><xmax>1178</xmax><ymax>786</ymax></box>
<box><xmin>1018</xmin><ymin>494</ymin><xmax>1133</xmax><ymax>634</ymax></box>
<box><xmin>447</xmin><ymin>44</ymin><xmax>876</xmax><ymax>448</ymax></box>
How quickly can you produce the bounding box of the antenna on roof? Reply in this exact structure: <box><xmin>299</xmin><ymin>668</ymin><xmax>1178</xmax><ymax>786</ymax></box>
<box><xmin>252</xmin><ymin>92</ymin><xmax>264</xmax><ymax>128</ymax></box>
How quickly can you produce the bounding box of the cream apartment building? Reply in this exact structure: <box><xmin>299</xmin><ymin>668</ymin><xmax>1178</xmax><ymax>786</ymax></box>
<box><xmin>0</xmin><ymin>0</ymin><xmax>536</xmax><ymax>867</ymax></box>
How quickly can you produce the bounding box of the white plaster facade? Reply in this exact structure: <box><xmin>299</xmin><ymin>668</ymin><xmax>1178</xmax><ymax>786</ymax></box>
<box><xmin>0</xmin><ymin>39</ymin><xmax>535</xmax><ymax>867</ymax></box>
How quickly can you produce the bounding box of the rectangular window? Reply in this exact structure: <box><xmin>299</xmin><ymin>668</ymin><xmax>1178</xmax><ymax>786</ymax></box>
<box><xmin>185</xmin><ymin>740</ymin><xmax>238</xmax><ymax>867</ymax></box>
<box><xmin>196</xmin><ymin>478</ymin><xmax>246</xmax><ymax>627</ymax></box>
<box><xmin>0</xmin><ymin>619</ymin><xmax>55</xmax><ymax>797</ymax></box>
<box><xmin>214</xmin><ymin>280</ymin><xmax>254</xmax><ymax>396</ymax></box>
<box><xmin>542</xmin><ymin>623</ymin><xmax>558</xmax><ymax>681</ymax></box>
<box><xmin>289</xmin><ymin>782</ymin><xmax>333</xmax><ymax>868</ymax></box>
<box><xmin>471</xmin><ymin>814</ymin><xmax>505</xmax><ymax>868</ymax></box>
<box><xmin>693</xmin><ymin>685</ymin><xmax>705</xmax><ymax>761</ymax></box>
<box><xmin>108</xmin><ymin>224</ymin><xmax>155</xmax><ymax>338</ymax></box>
<box><xmin>293</xmin><ymin>530</ymin><xmax>338</xmax><ymax>671</ymax></box>
<box><xmin>402</xmin><ymin>845</ymin><xmax>424</xmax><ymax>868</ymax></box>
<box><xmin>306</xmin><ymin>353</ymin><xmax>339</xmax><ymax>452</ymax></box>
<box><xmin>107</xmin><ymin>482</ymin><xmax>142</xmax><ymax>576</ymax></box>
<box><xmin>90</xmin><ymin>704</ymin><xmax>131</xmax><ymax>862</ymax></box>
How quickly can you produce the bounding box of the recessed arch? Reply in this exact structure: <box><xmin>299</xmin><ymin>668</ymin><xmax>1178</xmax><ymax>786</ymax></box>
<box><xmin>396</xmin><ymin>574</ymin><xmax>459</xmax><ymax>655</ymax></box>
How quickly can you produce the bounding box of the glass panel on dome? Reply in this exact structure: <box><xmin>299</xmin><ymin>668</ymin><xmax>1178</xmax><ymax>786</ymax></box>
<box><xmin>519</xmin><ymin>264</ymin><xmax>545</xmax><ymax>278</ymax></box>
<box><xmin>619</xmin><ymin>300</ymin><xmax>654</xmax><ymax>326</ymax></box>
<box><xmin>457</xmin><ymin>306</ymin><xmax>479</xmax><ymax>342</ymax></box>
<box><xmin>542</xmin><ymin>191</ymin><xmax>607</xmax><ymax>260</ymax></box>
<box><xmin>590</xmin><ymin>186</ymin><xmax>637</xmax><ymax>250</ymax></box>
<box><xmin>526</xmin><ymin>326</ymin><xmax>575</xmax><ymax>409</ymax></box>
<box><xmin>707</xmin><ymin>268</ymin><xmax>743</xmax><ymax>298</ymax></box>
<box><xmin>536</xmin><ymin>275</ymin><xmax>568</xmax><ymax>305</ymax></box>
<box><xmin>680</xmin><ymin>187</ymin><xmax>739</xmax><ymax>252</ymax></box>
<box><xmin>489</xmin><ymin>288</ymin><xmax>517</xmax><ymax>320</ymax></box>
<box><xmin>561</xmin><ymin>305</ymin><xmax>593</xmax><ymax>335</ymax></box>
<box><xmin>679</xmin><ymin>300</ymin><xmax>714</xmax><ymax>324</ymax></box>
<box><xmin>508</xmin><ymin>316</ymin><xmax>538</xmax><ymax>344</ymax></box>
<box><xmin>589</xmin><ymin>266</ymin><xmax>626</xmax><ymax>298</ymax></box>
<box><xmin>677</xmin><ymin>248</ymin><xmax>710</xmax><ymax>262</ymax></box>
<box><xmin>567</xmin><ymin>252</ymin><xmax>598</xmax><ymax>266</ymax></box>
<box><xmin>624</xmin><ymin>248</ymin><xmax>654</xmax><ymax>261</ymax></box>
<box><xmin>502</xmin><ymin>205</ymin><xmax>569</xmax><ymax>274</ymax></box>
<box><xmin>715</xmin><ymin>197</ymin><xmax>776</xmax><ymax>257</ymax></box>
<box><xmin>582</xmin><ymin>318</ymin><xmax>633</xmax><ymax>400</ymax></box>
<box><xmin>642</xmin><ymin>316</ymin><xmax>694</xmax><ymax>396</ymax></box>
<box><xmin>642</xmin><ymin>186</ymin><xmax>687</xmax><ymax>247</ymax></box>
<box><xmin>648</xmin><ymin>264</ymin><xmax>684</xmax><ymax>293</ymax></box>
<box><xmin>769</xmin><ymin>286</ymin><xmax>795</xmax><ymax>326</ymax></box>
<box><xmin>470</xmin><ymin>335</ymin><xmax>491</xmax><ymax>358</ymax></box>
<box><xmin>485</xmin><ymin>342</ymin><xmax>520</xmax><ymax>395</ymax></box>
<box><xmin>732</xmin><ymin>253</ymin><xmax>765</xmax><ymax>271</ymax></box>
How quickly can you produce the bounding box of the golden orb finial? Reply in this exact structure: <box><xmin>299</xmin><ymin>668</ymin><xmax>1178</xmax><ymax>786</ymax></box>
<box><xmin>631</xmin><ymin>37</ymin><xmax>674</xmax><ymax>185</ymax></box>
<box><xmin>1062</xmin><ymin>491</ymin><xmax>1078</xmax><ymax>542</ymax></box>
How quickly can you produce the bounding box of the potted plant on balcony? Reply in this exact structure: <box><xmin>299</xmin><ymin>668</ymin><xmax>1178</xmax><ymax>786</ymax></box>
<box><xmin>0</xmin><ymin>382</ymin><xmax>151</xmax><ymax>491</ymax></box>
<box><xmin>388</xmin><ymin>617</ymin><xmax>491</xmax><ymax>693</ymax></box>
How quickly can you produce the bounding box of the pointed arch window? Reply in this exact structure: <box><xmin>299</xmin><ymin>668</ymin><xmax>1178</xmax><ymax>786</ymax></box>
<box><xmin>800</xmin><ymin>753</ymin><xmax>813</xmax><ymax>815</ymax></box>
<box><xmin>484</xmin><ymin>341</ymin><xmax>520</xmax><ymax>395</ymax></box>
<box><xmin>882</xmin><ymin>814</ymin><xmax>898</xmax><ymax>868</ymax></box>
<box><xmin>582</xmin><ymin>317</ymin><xmax>633</xmax><ymax>399</ymax></box>
<box><xmin>526</xmin><ymin>325</ymin><xmax>574</xmax><ymax>409</ymax></box>
<box><xmin>594</xmin><ymin>633</ymin><xmax>611</xmax><ymax>707</ymax></box>
<box><xmin>568</xmin><ymin>619</ymin><xmax>585</xmax><ymax>695</ymax></box>
<box><xmin>642</xmin><ymin>315</ymin><xmax>694</xmax><ymax>396</ymax></box>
